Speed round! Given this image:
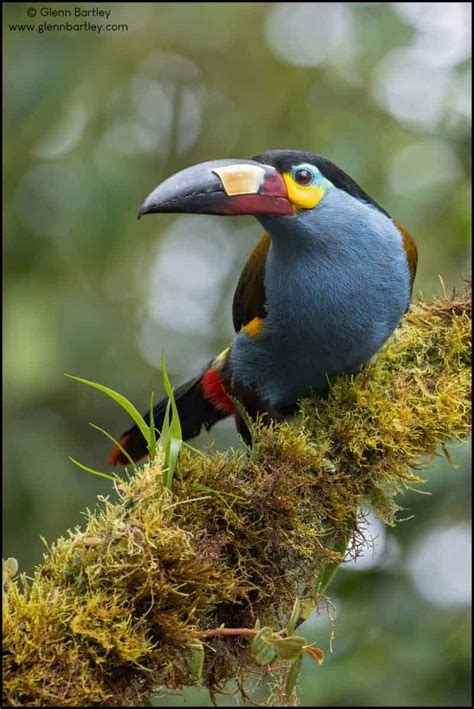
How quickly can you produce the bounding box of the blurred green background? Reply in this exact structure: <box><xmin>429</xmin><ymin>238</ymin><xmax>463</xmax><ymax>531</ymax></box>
<box><xmin>3</xmin><ymin>2</ymin><xmax>471</xmax><ymax>706</ymax></box>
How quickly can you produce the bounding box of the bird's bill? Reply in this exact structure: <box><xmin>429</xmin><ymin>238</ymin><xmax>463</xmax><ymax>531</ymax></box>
<box><xmin>138</xmin><ymin>159</ymin><xmax>294</xmax><ymax>218</ymax></box>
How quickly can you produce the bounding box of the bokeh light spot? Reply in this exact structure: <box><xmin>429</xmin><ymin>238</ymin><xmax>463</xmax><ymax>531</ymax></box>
<box><xmin>372</xmin><ymin>48</ymin><xmax>451</xmax><ymax>128</ymax></box>
<box><xmin>407</xmin><ymin>523</ymin><xmax>471</xmax><ymax>607</ymax></box>
<box><xmin>144</xmin><ymin>216</ymin><xmax>237</xmax><ymax>335</ymax></box>
<box><xmin>33</xmin><ymin>101</ymin><xmax>88</xmax><ymax>159</ymax></box>
<box><xmin>265</xmin><ymin>3</ymin><xmax>354</xmax><ymax>67</ymax></box>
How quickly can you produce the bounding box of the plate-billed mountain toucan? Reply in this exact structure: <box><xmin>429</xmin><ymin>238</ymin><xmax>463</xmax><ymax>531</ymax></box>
<box><xmin>110</xmin><ymin>150</ymin><xmax>417</xmax><ymax>465</ymax></box>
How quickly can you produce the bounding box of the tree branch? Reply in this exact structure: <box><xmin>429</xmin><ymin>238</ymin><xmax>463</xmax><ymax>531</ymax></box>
<box><xmin>3</xmin><ymin>289</ymin><xmax>471</xmax><ymax>707</ymax></box>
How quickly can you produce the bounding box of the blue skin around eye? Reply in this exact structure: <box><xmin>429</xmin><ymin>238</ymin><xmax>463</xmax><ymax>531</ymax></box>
<box><xmin>230</xmin><ymin>186</ymin><xmax>411</xmax><ymax>409</ymax></box>
<box><xmin>292</xmin><ymin>163</ymin><xmax>321</xmax><ymax>187</ymax></box>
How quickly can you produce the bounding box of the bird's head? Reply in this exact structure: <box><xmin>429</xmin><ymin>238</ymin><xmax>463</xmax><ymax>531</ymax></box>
<box><xmin>138</xmin><ymin>149</ymin><xmax>417</xmax><ymax>306</ymax></box>
<box><xmin>138</xmin><ymin>150</ymin><xmax>388</xmax><ymax>224</ymax></box>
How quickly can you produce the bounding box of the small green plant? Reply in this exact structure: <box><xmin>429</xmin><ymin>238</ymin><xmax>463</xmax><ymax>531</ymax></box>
<box><xmin>66</xmin><ymin>353</ymin><xmax>183</xmax><ymax>489</ymax></box>
<box><xmin>195</xmin><ymin>600</ymin><xmax>324</xmax><ymax>697</ymax></box>
<box><xmin>250</xmin><ymin>600</ymin><xmax>325</xmax><ymax>697</ymax></box>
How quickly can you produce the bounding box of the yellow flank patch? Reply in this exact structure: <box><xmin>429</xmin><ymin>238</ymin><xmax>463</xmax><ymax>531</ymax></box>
<box><xmin>242</xmin><ymin>317</ymin><xmax>263</xmax><ymax>337</ymax></box>
<box><xmin>283</xmin><ymin>173</ymin><xmax>324</xmax><ymax>209</ymax></box>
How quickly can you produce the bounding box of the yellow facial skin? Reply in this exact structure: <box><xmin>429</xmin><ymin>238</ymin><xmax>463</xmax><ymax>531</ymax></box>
<box><xmin>283</xmin><ymin>172</ymin><xmax>325</xmax><ymax>210</ymax></box>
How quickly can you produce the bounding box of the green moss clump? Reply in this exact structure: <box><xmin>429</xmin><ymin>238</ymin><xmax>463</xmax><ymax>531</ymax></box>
<box><xmin>2</xmin><ymin>290</ymin><xmax>471</xmax><ymax>707</ymax></box>
<box><xmin>300</xmin><ymin>292</ymin><xmax>472</xmax><ymax>525</ymax></box>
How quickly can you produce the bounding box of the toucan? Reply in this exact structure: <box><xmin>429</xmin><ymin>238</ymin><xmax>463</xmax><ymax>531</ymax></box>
<box><xmin>110</xmin><ymin>150</ymin><xmax>417</xmax><ymax>465</ymax></box>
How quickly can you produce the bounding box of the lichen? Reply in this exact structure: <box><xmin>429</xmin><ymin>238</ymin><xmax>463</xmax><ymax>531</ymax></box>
<box><xmin>2</xmin><ymin>289</ymin><xmax>471</xmax><ymax>707</ymax></box>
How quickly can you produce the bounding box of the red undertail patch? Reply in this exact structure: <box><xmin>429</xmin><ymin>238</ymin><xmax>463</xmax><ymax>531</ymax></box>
<box><xmin>201</xmin><ymin>368</ymin><xmax>235</xmax><ymax>414</ymax></box>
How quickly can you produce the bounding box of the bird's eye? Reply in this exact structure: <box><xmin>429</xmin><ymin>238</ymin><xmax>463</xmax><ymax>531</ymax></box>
<box><xmin>292</xmin><ymin>164</ymin><xmax>317</xmax><ymax>187</ymax></box>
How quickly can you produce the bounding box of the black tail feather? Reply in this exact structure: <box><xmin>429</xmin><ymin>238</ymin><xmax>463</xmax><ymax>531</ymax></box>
<box><xmin>109</xmin><ymin>373</ymin><xmax>228</xmax><ymax>466</ymax></box>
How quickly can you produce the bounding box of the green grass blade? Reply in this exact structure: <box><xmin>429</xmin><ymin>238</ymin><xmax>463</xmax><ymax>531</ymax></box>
<box><xmin>182</xmin><ymin>441</ymin><xmax>206</xmax><ymax>457</ymax></box>
<box><xmin>88</xmin><ymin>423</ymin><xmax>138</xmax><ymax>471</ymax></box>
<box><xmin>69</xmin><ymin>456</ymin><xmax>118</xmax><ymax>482</ymax></box>
<box><xmin>161</xmin><ymin>351</ymin><xmax>182</xmax><ymax>441</ymax></box>
<box><xmin>65</xmin><ymin>374</ymin><xmax>151</xmax><ymax>449</ymax></box>
<box><xmin>160</xmin><ymin>398</ymin><xmax>172</xmax><ymax>446</ymax></box>
<box><xmin>160</xmin><ymin>398</ymin><xmax>172</xmax><ymax>487</ymax></box>
<box><xmin>158</xmin><ymin>353</ymin><xmax>184</xmax><ymax>489</ymax></box>
<box><xmin>164</xmin><ymin>437</ymin><xmax>182</xmax><ymax>488</ymax></box>
<box><xmin>148</xmin><ymin>391</ymin><xmax>157</xmax><ymax>460</ymax></box>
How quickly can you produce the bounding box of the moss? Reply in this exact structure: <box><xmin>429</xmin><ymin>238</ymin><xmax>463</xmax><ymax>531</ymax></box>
<box><xmin>2</xmin><ymin>290</ymin><xmax>471</xmax><ymax>707</ymax></box>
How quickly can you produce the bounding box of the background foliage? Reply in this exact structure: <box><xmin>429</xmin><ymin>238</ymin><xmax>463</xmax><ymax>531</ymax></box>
<box><xmin>3</xmin><ymin>3</ymin><xmax>471</xmax><ymax>706</ymax></box>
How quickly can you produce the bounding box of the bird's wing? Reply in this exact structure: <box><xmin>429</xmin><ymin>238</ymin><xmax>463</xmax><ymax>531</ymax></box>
<box><xmin>395</xmin><ymin>220</ymin><xmax>418</xmax><ymax>293</ymax></box>
<box><xmin>232</xmin><ymin>233</ymin><xmax>271</xmax><ymax>332</ymax></box>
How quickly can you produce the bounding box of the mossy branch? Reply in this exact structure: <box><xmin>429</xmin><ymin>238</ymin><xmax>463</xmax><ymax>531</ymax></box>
<box><xmin>3</xmin><ymin>290</ymin><xmax>471</xmax><ymax>707</ymax></box>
